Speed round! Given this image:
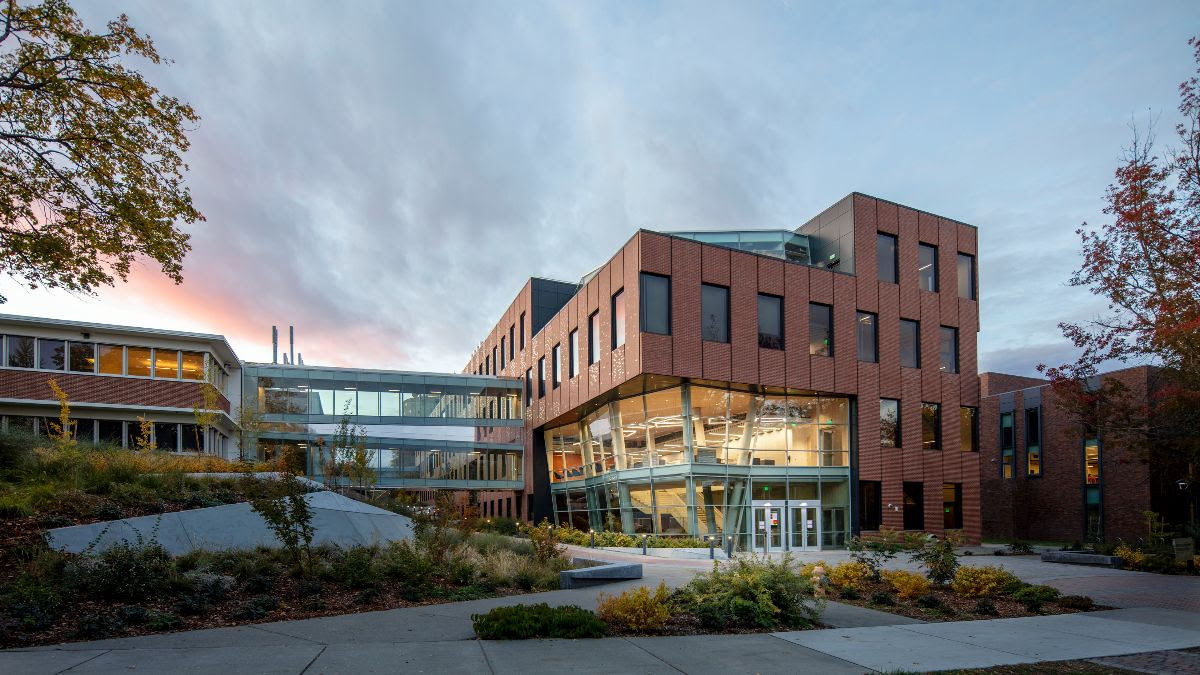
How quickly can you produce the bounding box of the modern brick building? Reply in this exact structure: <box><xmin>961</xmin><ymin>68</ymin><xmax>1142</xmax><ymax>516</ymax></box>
<box><xmin>980</xmin><ymin>365</ymin><xmax>1192</xmax><ymax>544</ymax></box>
<box><xmin>469</xmin><ymin>193</ymin><xmax>982</xmax><ymax>550</ymax></box>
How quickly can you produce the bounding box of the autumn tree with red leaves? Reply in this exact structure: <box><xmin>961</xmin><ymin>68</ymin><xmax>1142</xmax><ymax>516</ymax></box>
<box><xmin>1040</xmin><ymin>37</ymin><xmax>1200</xmax><ymax>529</ymax></box>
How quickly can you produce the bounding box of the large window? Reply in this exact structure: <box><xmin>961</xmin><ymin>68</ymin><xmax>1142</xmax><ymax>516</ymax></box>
<box><xmin>939</xmin><ymin>326</ymin><xmax>959</xmax><ymax>373</ymax></box>
<box><xmin>97</xmin><ymin>345</ymin><xmax>123</xmax><ymax>374</ymax></box>
<box><xmin>701</xmin><ymin>284</ymin><xmax>730</xmax><ymax>343</ymax></box>
<box><xmin>960</xmin><ymin>406</ymin><xmax>978</xmax><ymax>452</ymax></box>
<box><xmin>918</xmin><ymin>243</ymin><xmax>938</xmax><ymax>291</ymax></box>
<box><xmin>552</xmin><ymin>344</ymin><xmax>561</xmax><ymax>389</ymax></box>
<box><xmin>900</xmin><ymin>319</ymin><xmax>920</xmax><ymax>368</ymax></box>
<box><xmin>640</xmin><ymin>273</ymin><xmax>671</xmax><ymax>335</ymax></box>
<box><xmin>757</xmin><ymin>294</ymin><xmax>783</xmax><ymax>349</ymax></box>
<box><xmin>38</xmin><ymin>338</ymin><xmax>65</xmax><ymax>370</ymax></box>
<box><xmin>588</xmin><ymin>311</ymin><xmax>600</xmax><ymax>364</ymax></box>
<box><xmin>180</xmin><ymin>352</ymin><xmax>204</xmax><ymax>380</ymax></box>
<box><xmin>1000</xmin><ymin>412</ymin><xmax>1014</xmax><ymax>478</ymax></box>
<box><xmin>943</xmin><ymin>483</ymin><xmax>963</xmax><ymax>530</ymax></box>
<box><xmin>611</xmin><ymin>289</ymin><xmax>625</xmax><ymax>348</ymax></box>
<box><xmin>809</xmin><ymin>303</ymin><xmax>832</xmax><ymax>356</ymax></box>
<box><xmin>860</xmin><ymin>480</ymin><xmax>883</xmax><ymax>531</ymax></box>
<box><xmin>880</xmin><ymin>398</ymin><xmax>900</xmax><ymax>447</ymax></box>
<box><xmin>957</xmin><ymin>253</ymin><xmax>976</xmax><ymax>300</ymax></box>
<box><xmin>921</xmin><ymin>403</ymin><xmax>941</xmax><ymax>450</ymax></box>
<box><xmin>1085</xmin><ymin>438</ymin><xmax>1101</xmax><ymax>539</ymax></box>
<box><xmin>903</xmin><ymin>481</ymin><xmax>924</xmax><ymax>530</ymax></box>
<box><xmin>856</xmin><ymin>311</ymin><xmax>878</xmax><ymax>363</ymax></box>
<box><xmin>6</xmin><ymin>336</ymin><xmax>34</xmax><ymax>368</ymax></box>
<box><xmin>877</xmin><ymin>233</ymin><xmax>898</xmax><ymax>284</ymax></box>
<box><xmin>1025</xmin><ymin>407</ymin><xmax>1041</xmax><ymax>476</ymax></box>
<box><xmin>537</xmin><ymin>357</ymin><xmax>546</xmax><ymax>398</ymax></box>
<box><xmin>69</xmin><ymin>342</ymin><xmax>95</xmax><ymax>373</ymax></box>
<box><xmin>568</xmin><ymin>329</ymin><xmax>578</xmax><ymax>378</ymax></box>
<box><xmin>1084</xmin><ymin>439</ymin><xmax>1100</xmax><ymax>485</ymax></box>
<box><xmin>127</xmin><ymin>347</ymin><xmax>152</xmax><ymax>377</ymax></box>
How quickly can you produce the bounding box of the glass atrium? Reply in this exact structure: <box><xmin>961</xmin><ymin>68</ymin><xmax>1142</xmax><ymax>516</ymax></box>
<box><xmin>666</xmin><ymin>230</ymin><xmax>812</xmax><ymax>265</ymax></box>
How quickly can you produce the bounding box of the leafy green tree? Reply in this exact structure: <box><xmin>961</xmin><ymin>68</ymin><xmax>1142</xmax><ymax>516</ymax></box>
<box><xmin>250</xmin><ymin>474</ymin><xmax>315</xmax><ymax>578</ymax></box>
<box><xmin>0</xmin><ymin>0</ymin><xmax>203</xmax><ymax>301</ymax></box>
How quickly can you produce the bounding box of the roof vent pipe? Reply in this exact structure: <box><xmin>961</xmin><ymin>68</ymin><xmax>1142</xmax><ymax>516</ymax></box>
<box><xmin>272</xmin><ymin>326</ymin><xmax>278</xmax><ymax>364</ymax></box>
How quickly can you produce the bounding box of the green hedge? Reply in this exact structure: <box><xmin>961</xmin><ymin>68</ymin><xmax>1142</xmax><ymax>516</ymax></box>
<box><xmin>471</xmin><ymin>603</ymin><xmax>606</xmax><ymax>639</ymax></box>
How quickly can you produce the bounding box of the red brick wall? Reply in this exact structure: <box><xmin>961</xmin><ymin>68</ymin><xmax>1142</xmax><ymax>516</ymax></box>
<box><xmin>0</xmin><ymin>369</ymin><xmax>231</xmax><ymax>413</ymax></box>
<box><xmin>470</xmin><ymin>193</ymin><xmax>982</xmax><ymax>541</ymax></box>
<box><xmin>979</xmin><ymin>367</ymin><xmax>1154</xmax><ymax>543</ymax></box>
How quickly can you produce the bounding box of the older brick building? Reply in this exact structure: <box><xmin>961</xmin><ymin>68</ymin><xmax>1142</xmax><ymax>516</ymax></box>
<box><xmin>979</xmin><ymin>365</ymin><xmax>1188</xmax><ymax>544</ymax></box>
<box><xmin>469</xmin><ymin>193</ymin><xmax>982</xmax><ymax>549</ymax></box>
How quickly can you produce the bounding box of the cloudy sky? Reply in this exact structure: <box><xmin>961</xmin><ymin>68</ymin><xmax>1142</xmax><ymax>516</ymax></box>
<box><xmin>2</xmin><ymin>0</ymin><xmax>1197</xmax><ymax>375</ymax></box>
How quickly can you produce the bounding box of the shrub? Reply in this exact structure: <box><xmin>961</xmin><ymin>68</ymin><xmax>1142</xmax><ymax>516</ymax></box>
<box><xmin>1012</xmin><ymin>584</ymin><xmax>1060</xmax><ymax>611</ymax></box>
<box><xmin>915</xmin><ymin>594</ymin><xmax>943</xmax><ymax>610</ymax></box>
<box><xmin>471</xmin><ymin>603</ymin><xmax>606</xmax><ymax>639</ymax></box>
<box><xmin>2</xmin><ymin>575</ymin><xmax>62</xmax><ymax>630</ymax></box>
<box><xmin>798</xmin><ymin>560</ymin><xmax>830</xmax><ymax>578</ymax></box>
<box><xmin>676</xmin><ymin>557</ymin><xmax>821</xmax><ymax>630</ymax></box>
<box><xmin>73</xmin><ymin>612</ymin><xmax>124</xmax><ymax>638</ymax></box>
<box><xmin>118</xmin><ymin>606</ymin><xmax>150</xmax><ymax>625</ymax></box>
<box><xmin>66</xmin><ymin>542</ymin><xmax>172</xmax><ymax>601</ymax></box>
<box><xmin>880</xmin><ymin>570</ymin><xmax>931</xmax><ymax>599</ymax></box>
<box><xmin>1007</xmin><ymin>541</ymin><xmax>1034</xmax><ymax>555</ymax></box>
<box><xmin>827</xmin><ymin>561</ymin><xmax>870</xmax><ymax>590</ymax></box>
<box><xmin>468</xmin><ymin>532</ymin><xmax>534</xmax><ymax>558</ymax></box>
<box><xmin>243</xmin><ymin>573</ymin><xmax>276</xmax><ymax>594</ymax></box>
<box><xmin>909</xmin><ymin>534</ymin><xmax>960</xmax><ymax>584</ymax></box>
<box><xmin>378</xmin><ymin>541</ymin><xmax>433</xmax><ymax>600</ymax></box>
<box><xmin>1057</xmin><ymin>595</ymin><xmax>1095</xmax><ymax>610</ymax></box>
<box><xmin>951</xmin><ymin>565</ymin><xmax>1022</xmax><ymax>598</ymax></box>
<box><xmin>972</xmin><ymin>598</ymin><xmax>998</xmax><ymax>615</ymax></box>
<box><xmin>184</xmin><ymin>572</ymin><xmax>237</xmax><ymax>605</ymax></box>
<box><xmin>478</xmin><ymin>517</ymin><xmax>519</xmax><ymax>536</ymax></box>
<box><xmin>146</xmin><ymin>611</ymin><xmax>183</xmax><ymax>630</ymax></box>
<box><xmin>333</xmin><ymin>546</ymin><xmax>380</xmax><ymax>589</ymax></box>
<box><xmin>523</xmin><ymin>520</ymin><xmax>566</xmax><ymax>564</ymax></box>
<box><xmin>848</xmin><ymin>529</ymin><xmax>904</xmax><ymax>579</ymax></box>
<box><xmin>870</xmin><ymin>591</ymin><xmax>895</xmax><ymax>606</ymax></box>
<box><xmin>231</xmin><ymin>595</ymin><xmax>279</xmax><ymax>620</ymax></box>
<box><xmin>838</xmin><ymin>587</ymin><xmax>861</xmax><ymax>600</ymax></box>
<box><xmin>1113</xmin><ymin>543</ymin><xmax>1146</xmax><ymax>570</ymax></box>
<box><xmin>596</xmin><ymin>583</ymin><xmax>671</xmax><ymax>633</ymax></box>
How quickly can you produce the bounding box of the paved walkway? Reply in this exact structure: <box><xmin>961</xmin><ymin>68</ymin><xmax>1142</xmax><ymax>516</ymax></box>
<box><xmin>6</xmin><ymin>547</ymin><xmax>1200</xmax><ymax>674</ymax></box>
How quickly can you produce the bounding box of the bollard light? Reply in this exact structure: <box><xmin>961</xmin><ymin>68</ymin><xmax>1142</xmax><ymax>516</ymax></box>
<box><xmin>642</xmin><ymin>533</ymin><xmax>649</xmax><ymax>556</ymax></box>
<box><xmin>589</xmin><ymin>528</ymin><xmax>596</xmax><ymax>548</ymax></box>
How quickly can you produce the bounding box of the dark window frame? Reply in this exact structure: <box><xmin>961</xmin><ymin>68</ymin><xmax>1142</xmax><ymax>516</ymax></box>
<box><xmin>880</xmin><ymin>398</ymin><xmax>900</xmax><ymax>448</ymax></box>
<box><xmin>588</xmin><ymin>310</ymin><xmax>600</xmax><ymax>365</ymax></box>
<box><xmin>568</xmin><ymin>329</ymin><xmax>578</xmax><ymax>378</ymax></box>
<box><xmin>552</xmin><ymin>344</ymin><xmax>561</xmax><ymax>389</ymax></box>
<box><xmin>860</xmin><ymin>480</ymin><xmax>883</xmax><ymax>531</ymax></box>
<box><xmin>524</xmin><ymin>368</ymin><xmax>533</xmax><ymax>407</ymax></box>
<box><xmin>960</xmin><ymin>406</ymin><xmax>979</xmax><ymax>453</ymax></box>
<box><xmin>957</xmin><ymin>252</ymin><xmax>977</xmax><ymax>300</ymax></box>
<box><xmin>509</xmin><ymin>325</ymin><xmax>515</xmax><ymax>359</ymax></box>
<box><xmin>856</xmin><ymin>311</ymin><xmax>878</xmax><ymax>363</ymax></box>
<box><xmin>519</xmin><ymin>312</ymin><xmax>526</xmax><ymax>350</ymax></box>
<box><xmin>639</xmin><ymin>272</ymin><xmax>671</xmax><ymax>335</ymax></box>
<box><xmin>921</xmin><ymin>402</ymin><xmax>941</xmax><ymax>450</ymax></box>
<box><xmin>808</xmin><ymin>302</ymin><xmax>833</xmax><ymax>357</ymax></box>
<box><xmin>939</xmin><ymin>326</ymin><xmax>959</xmax><ymax>374</ymax></box>
<box><xmin>877</xmin><ymin>232</ymin><xmax>899</xmax><ymax>284</ymax></box>
<box><xmin>611</xmin><ymin>288</ymin><xmax>625</xmax><ymax>349</ymax></box>
<box><xmin>899</xmin><ymin>319</ymin><xmax>920</xmax><ymax>368</ymax></box>
<box><xmin>537</xmin><ymin>357</ymin><xmax>545</xmax><ymax>398</ymax></box>
<box><xmin>757</xmin><ymin>293</ymin><xmax>784</xmax><ymax>350</ymax></box>
<box><xmin>1000</xmin><ymin>412</ymin><xmax>1015</xmax><ymax>479</ymax></box>
<box><xmin>918</xmin><ymin>243</ymin><xmax>939</xmax><ymax>292</ymax></box>
<box><xmin>1025</xmin><ymin>406</ymin><xmax>1042</xmax><ymax>477</ymax></box>
<box><xmin>701</xmin><ymin>283</ymin><xmax>731</xmax><ymax>343</ymax></box>
<box><xmin>943</xmin><ymin>482</ymin><xmax>963</xmax><ymax>530</ymax></box>
<box><xmin>903</xmin><ymin>481</ymin><xmax>924</xmax><ymax>530</ymax></box>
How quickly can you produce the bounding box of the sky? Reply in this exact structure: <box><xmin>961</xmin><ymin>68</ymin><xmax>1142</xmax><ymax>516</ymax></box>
<box><xmin>2</xmin><ymin>0</ymin><xmax>1197</xmax><ymax>376</ymax></box>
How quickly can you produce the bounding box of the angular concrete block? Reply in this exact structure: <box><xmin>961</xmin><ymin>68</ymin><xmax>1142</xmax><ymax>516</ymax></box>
<box><xmin>559</xmin><ymin>562</ymin><xmax>642</xmax><ymax>589</ymax></box>
<box><xmin>1040</xmin><ymin>551</ymin><xmax>1122</xmax><ymax>568</ymax></box>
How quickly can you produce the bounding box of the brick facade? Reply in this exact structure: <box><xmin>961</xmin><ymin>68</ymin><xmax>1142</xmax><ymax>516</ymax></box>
<box><xmin>469</xmin><ymin>193</ymin><xmax>982</xmax><ymax>542</ymax></box>
<box><xmin>0</xmin><ymin>369</ymin><xmax>231</xmax><ymax>413</ymax></box>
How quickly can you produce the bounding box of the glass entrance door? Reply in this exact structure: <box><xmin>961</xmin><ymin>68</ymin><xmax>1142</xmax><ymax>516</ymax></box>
<box><xmin>752</xmin><ymin>504</ymin><xmax>784</xmax><ymax>553</ymax></box>
<box><xmin>789</xmin><ymin>503</ymin><xmax>821</xmax><ymax>551</ymax></box>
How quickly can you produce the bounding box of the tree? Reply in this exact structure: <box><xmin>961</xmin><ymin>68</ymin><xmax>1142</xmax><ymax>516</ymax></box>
<box><xmin>190</xmin><ymin>365</ymin><xmax>220</xmax><ymax>456</ymax></box>
<box><xmin>45</xmin><ymin>377</ymin><xmax>73</xmax><ymax>447</ymax></box>
<box><xmin>0</xmin><ymin>0</ymin><xmax>203</xmax><ymax>301</ymax></box>
<box><xmin>233</xmin><ymin>393</ymin><xmax>263</xmax><ymax>462</ymax></box>
<box><xmin>331</xmin><ymin>401</ymin><xmax>375</xmax><ymax>492</ymax></box>
<box><xmin>133</xmin><ymin>414</ymin><xmax>153</xmax><ymax>452</ymax></box>
<box><xmin>1041</xmin><ymin>36</ymin><xmax>1200</xmax><ymax>526</ymax></box>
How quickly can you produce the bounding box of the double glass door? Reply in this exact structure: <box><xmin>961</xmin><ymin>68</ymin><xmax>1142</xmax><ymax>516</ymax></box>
<box><xmin>752</xmin><ymin>501</ymin><xmax>821</xmax><ymax>552</ymax></box>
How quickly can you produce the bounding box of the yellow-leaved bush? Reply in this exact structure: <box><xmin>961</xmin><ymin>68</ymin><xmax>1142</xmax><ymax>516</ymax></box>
<box><xmin>951</xmin><ymin>565</ymin><xmax>1021</xmax><ymax>598</ymax></box>
<box><xmin>596</xmin><ymin>582</ymin><xmax>672</xmax><ymax>633</ymax></box>
<box><xmin>1113</xmin><ymin>544</ymin><xmax>1146</xmax><ymax>570</ymax></box>
<box><xmin>799</xmin><ymin>560</ymin><xmax>831</xmax><ymax>578</ymax></box>
<box><xmin>880</xmin><ymin>569</ymin><xmax>930</xmax><ymax>599</ymax></box>
<box><xmin>827</xmin><ymin>561</ymin><xmax>870</xmax><ymax>590</ymax></box>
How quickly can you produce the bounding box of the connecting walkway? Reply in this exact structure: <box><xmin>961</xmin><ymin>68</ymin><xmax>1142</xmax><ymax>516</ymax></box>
<box><xmin>7</xmin><ymin>548</ymin><xmax>1200</xmax><ymax>674</ymax></box>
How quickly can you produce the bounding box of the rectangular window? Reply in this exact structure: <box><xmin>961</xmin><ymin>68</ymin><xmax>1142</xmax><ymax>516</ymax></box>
<box><xmin>519</xmin><ymin>312</ymin><xmax>526</xmax><ymax>349</ymax></box>
<box><xmin>38</xmin><ymin>338</ymin><xmax>65</xmax><ymax>370</ymax></box>
<box><xmin>127</xmin><ymin>347</ymin><xmax>152</xmax><ymax>377</ymax></box>
<box><xmin>524</xmin><ymin>369</ymin><xmax>532</xmax><ymax>407</ymax></box>
<box><xmin>154</xmin><ymin>349</ymin><xmax>179</xmax><ymax>379</ymax></box>
<box><xmin>921</xmin><ymin>403</ymin><xmax>941</xmax><ymax>450</ymax></box>
<box><xmin>1025</xmin><ymin>407</ymin><xmax>1041</xmax><ymax>477</ymax></box>
<box><xmin>939</xmin><ymin>326</ymin><xmax>959</xmax><ymax>373</ymax></box>
<box><xmin>701</xmin><ymin>284</ymin><xmax>730</xmax><ymax>343</ymax></box>
<box><xmin>69</xmin><ymin>342</ymin><xmax>96</xmax><ymax>373</ymax></box>
<box><xmin>500</xmin><ymin>337</ymin><xmax>506</xmax><ymax>370</ymax></box>
<box><xmin>97</xmin><ymin>345</ymin><xmax>123</xmax><ymax>375</ymax></box>
<box><xmin>1084</xmin><ymin>439</ymin><xmax>1100</xmax><ymax>485</ymax></box>
<box><xmin>492</xmin><ymin>346</ymin><xmax>498</xmax><ymax>374</ymax></box>
<box><xmin>1000</xmin><ymin>412</ymin><xmax>1014</xmax><ymax>478</ymax></box>
<box><xmin>611</xmin><ymin>289</ymin><xmax>625</xmax><ymax>348</ymax></box>
<box><xmin>509</xmin><ymin>325</ymin><xmax>515</xmax><ymax>359</ymax></box>
<box><xmin>900</xmin><ymin>319</ymin><xmax>920</xmax><ymax>368</ymax></box>
<box><xmin>588</xmin><ymin>311</ymin><xmax>600</xmax><ymax>364</ymax></box>
<box><xmin>537</xmin><ymin>357</ymin><xmax>545</xmax><ymax>398</ymax></box>
<box><xmin>957</xmin><ymin>253</ymin><xmax>976</xmax><ymax>300</ymax></box>
<box><xmin>757</xmin><ymin>294</ymin><xmax>783</xmax><ymax>349</ymax></box>
<box><xmin>552</xmin><ymin>344</ymin><xmax>561</xmax><ymax>389</ymax></box>
<box><xmin>5</xmin><ymin>336</ymin><xmax>35</xmax><ymax>368</ymax></box>
<box><xmin>943</xmin><ymin>483</ymin><xmax>963</xmax><ymax>530</ymax></box>
<box><xmin>918</xmin><ymin>243</ymin><xmax>938</xmax><ymax>291</ymax></box>
<box><xmin>877</xmin><ymin>233</ymin><xmax>898</xmax><ymax>284</ymax></box>
<box><xmin>640</xmin><ymin>273</ymin><xmax>671</xmax><ymax>335</ymax></box>
<box><xmin>809</xmin><ymin>303</ymin><xmax>832</xmax><ymax>356</ymax></box>
<box><xmin>180</xmin><ymin>352</ymin><xmax>204</xmax><ymax>380</ymax></box>
<box><xmin>569</xmin><ymin>329</ymin><xmax>578</xmax><ymax>378</ymax></box>
<box><xmin>856</xmin><ymin>311</ymin><xmax>878</xmax><ymax>363</ymax></box>
<box><xmin>880</xmin><ymin>398</ymin><xmax>900</xmax><ymax>447</ymax></box>
<box><xmin>960</xmin><ymin>406</ymin><xmax>978</xmax><ymax>452</ymax></box>
<box><xmin>903</xmin><ymin>481</ymin><xmax>924</xmax><ymax>530</ymax></box>
<box><xmin>860</xmin><ymin>480</ymin><xmax>883</xmax><ymax>531</ymax></box>
<box><xmin>154</xmin><ymin>422</ymin><xmax>178</xmax><ymax>452</ymax></box>
<box><xmin>98</xmin><ymin>420</ymin><xmax>124</xmax><ymax>447</ymax></box>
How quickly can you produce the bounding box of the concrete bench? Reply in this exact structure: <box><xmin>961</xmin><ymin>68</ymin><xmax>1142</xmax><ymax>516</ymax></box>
<box><xmin>1040</xmin><ymin>551</ymin><xmax>1123</xmax><ymax>568</ymax></box>
<box><xmin>559</xmin><ymin>561</ymin><xmax>643</xmax><ymax>589</ymax></box>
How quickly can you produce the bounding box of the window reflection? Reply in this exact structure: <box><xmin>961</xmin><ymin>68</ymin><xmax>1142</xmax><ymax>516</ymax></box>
<box><xmin>154</xmin><ymin>349</ymin><xmax>178</xmax><ymax>379</ymax></box>
<box><xmin>127</xmin><ymin>347</ymin><xmax>152</xmax><ymax>377</ymax></box>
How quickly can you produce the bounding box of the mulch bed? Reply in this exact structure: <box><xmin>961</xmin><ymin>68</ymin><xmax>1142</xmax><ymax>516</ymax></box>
<box><xmin>827</xmin><ymin>578</ymin><xmax>1108</xmax><ymax>622</ymax></box>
